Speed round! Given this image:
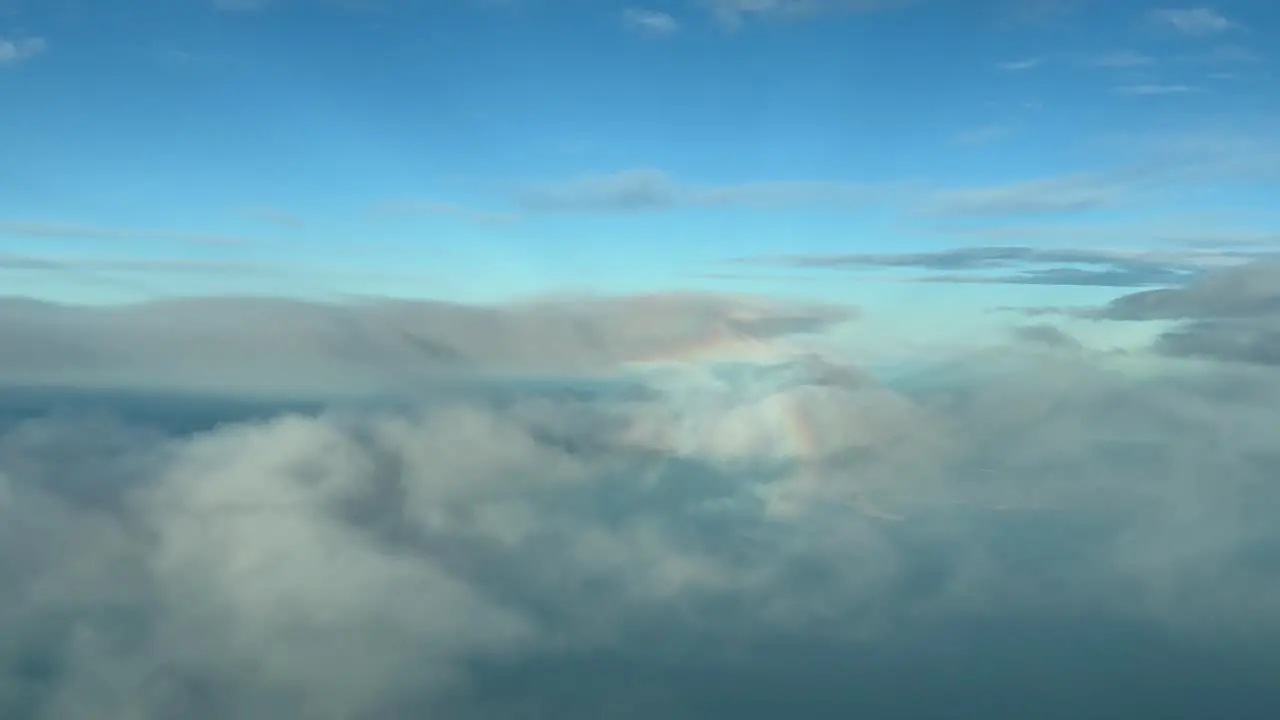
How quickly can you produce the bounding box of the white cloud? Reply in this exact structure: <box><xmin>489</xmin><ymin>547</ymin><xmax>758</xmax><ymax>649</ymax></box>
<box><xmin>1115</xmin><ymin>83</ymin><xmax>1200</xmax><ymax>95</ymax></box>
<box><xmin>243</xmin><ymin>207</ymin><xmax>305</xmax><ymax>228</ymax></box>
<box><xmin>3</xmin><ymin>325</ymin><xmax>1280</xmax><ymax>716</ymax></box>
<box><xmin>996</xmin><ymin>57</ymin><xmax>1042</xmax><ymax>71</ymax></box>
<box><xmin>213</xmin><ymin>0</ymin><xmax>273</xmax><ymax>10</ymax></box>
<box><xmin>517</xmin><ymin>168</ymin><xmax>887</xmax><ymax>214</ymax></box>
<box><xmin>952</xmin><ymin>124</ymin><xmax>1013</xmax><ymax>146</ymax></box>
<box><xmin>1190</xmin><ymin>44</ymin><xmax>1262</xmax><ymax>64</ymax></box>
<box><xmin>919</xmin><ymin>173</ymin><xmax>1129</xmax><ymax>217</ymax></box>
<box><xmin>1149</xmin><ymin>7</ymin><xmax>1234</xmax><ymax>35</ymax></box>
<box><xmin>623</xmin><ymin>7</ymin><xmax>681</xmax><ymax>34</ymax></box>
<box><xmin>0</xmin><ymin>219</ymin><xmax>249</xmax><ymax>245</ymax></box>
<box><xmin>0</xmin><ymin>292</ymin><xmax>855</xmax><ymax>392</ymax></box>
<box><xmin>1087</xmin><ymin>50</ymin><xmax>1155</xmax><ymax>68</ymax></box>
<box><xmin>424</xmin><ymin>122</ymin><xmax>1280</xmax><ymax>224</ymax></box>
<box><xmin>704</xmin><ymin>0</ymin><xmax>911</xmax><ymax>28</ymax></box>
<box><xmin>0</xmin><ymin>36</ymin><xmax>45</xmax><ymax>66</ymax></box>
<box><xmin>1000</xmin><ymin>0</ymin><xmax>1078</xmax><ymax>26</ymax></box>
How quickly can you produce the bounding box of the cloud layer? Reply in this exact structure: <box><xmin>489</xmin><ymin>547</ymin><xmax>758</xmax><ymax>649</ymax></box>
<box><xmin>3</xmin><ymin>284</ymin><xmax>1280</xmax><ymax>718</ymax></box>
<box><xmin>0</xmin><ymin>292</ymin><xmax>855</xmax><ymax>393</ymax></box>
<box><xmin>733</xmin><ymin>244</ymin><xmax>1257</xmax><ymax>287</ymax></box>
<box><xmin>1100</xmin><ymin>260</ymin><xmax>1280</xmax><ymax>366</ymax></box>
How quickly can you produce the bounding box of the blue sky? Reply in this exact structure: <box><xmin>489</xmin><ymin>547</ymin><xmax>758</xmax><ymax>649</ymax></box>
<box><xmin>1</xmin><ymin>0</ymin><xmax>1277</xmax><ymax>328</ymax></box>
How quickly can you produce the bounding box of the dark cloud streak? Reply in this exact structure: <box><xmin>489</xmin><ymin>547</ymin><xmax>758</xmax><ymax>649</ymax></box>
<box><xmin>734</xmin><ymin>245</ymin><xmax>1229</xmax><ymax>287</ymax></box>
<box><xmin>1097</xmin><ymin>260</ymin><xmax>1280</xmax><ymax>366</ymax></box>
<box><xmin>914</xmin><ymin>266</ymin><xmax>1199</xmax><ymax>288</ymax></box>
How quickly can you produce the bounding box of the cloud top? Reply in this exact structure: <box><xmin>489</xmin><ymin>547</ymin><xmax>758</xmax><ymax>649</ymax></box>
<box><xmin>3</xmin><ymin>324</ymin><xmax>1280</xmax><ymax>718</ymax></box>
<box><xmin>0</xmin><ymin>292</ymin><xmax>856</xmax><ymax>393</ymax></box>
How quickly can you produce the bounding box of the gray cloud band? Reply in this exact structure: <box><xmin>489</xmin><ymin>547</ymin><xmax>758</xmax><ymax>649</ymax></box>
<box><xmin>0</xmin><ymin>292</ymin><xmax>855</xmax><ymax>393</ymax></box>
<box><xmin>730</xmin><ymin>245</ymin><xmax>1262</xmax><ymax>287</ymax></box>
<box><xmin>1095</xmin><ymin>260</ymin><xmax>1280</xmax><ymax>366</ymax></box>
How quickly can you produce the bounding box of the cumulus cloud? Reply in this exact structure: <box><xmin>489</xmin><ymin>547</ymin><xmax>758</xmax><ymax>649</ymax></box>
<box><xmin>3</xmin><ymin>319</ymin><xmax>1280</xmax><ymax>718</ymax></box>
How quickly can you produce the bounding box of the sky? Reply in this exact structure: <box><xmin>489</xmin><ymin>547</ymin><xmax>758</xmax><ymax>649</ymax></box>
<box><xmin>8</xmin><ymin>4</ymin><xmax>1280</xmax><ymax>718</ymax></box>
<box><xmin>2</xmin><ymin>0</ymin><xmax>1277</xmax><ymax>326</ymax></box>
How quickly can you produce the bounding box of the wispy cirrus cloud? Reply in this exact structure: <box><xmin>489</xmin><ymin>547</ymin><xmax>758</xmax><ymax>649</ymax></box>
<box><xmin>0</xmin><ymin>220</ymin><xmax>251</xmax><ymax>245</ymax></box>
<box><xmin>1096</xmin><ymin>44</ymin><xmax>1266</xmax><ymax>73</ymax></box>
<box><xmin>1183</xmin><ymin>44</ymin><xmax>1264</xmax><ymax>66</ymax></box>
<box><xmin>1086</xmin><ymin>50</ymin><xmax>1155</xmax><ymax>68</ymax></box>
<box><xmin>952</xmin><ymin>124</ymin><xmax>1014</xmax><ymax>146</ymax></box>
<box><xmin>0</xmin><ymin>252</ymin><xmax>443</xmax><ymax>303</ymax></box>
<box><xmin>0</xmin><ymin>35</ymin><xmax>45</xmax><ymax>66</ymax></box>
<box><xmin>923</xmin><ymin>129</ymin><xmax>1280</xmax><ymax>218</ymax></box>
<box><xmin>1104</xmin><ymin>127</ymin><xmax>1280</xmax><ymax>185</ymax></box>
<box><xmin>730</xmin><ymin>244</ymin><xmax>1259</xmax><ymax>288</ymax></box>
<box><xmin>1149</xmin><ymin>7</ymin><xmax>1234</xmax><ymax>36</ymax></box>
<box><xmin>1115</xmin><ymin>83</ymin><xmax>1200</xmax><ymax>95</ymax></box>
<box><xmin>933</xmin><ymin>217</ymin><xmax>1280</xmax><ymax>250</ymax></box>
<box><xmin>739</xmin><ymin>246</ymin><xmax>1234</xmax><ymax>272</ymax></box>
<box><xmin>212</xmin><ymin>0</ymin><xmax>272</xmax><ymax>11</ymax></box>
<box><xmin>911</xmin><ymin>266</ymin><xmax>1202</xmax><ymax>287</ymax></box>
<box><xmin>704</xmin><ymin>0</ymin><xmax>912</xmax><ymax>29</ymax></box>
<box><xmin>0</xmin><ymin>253</ymin><xmax>279</xmax><ymax>276</ymax></box>
<box><xmin>370</xmin><ymin>199</ymin><xmax>516</xmax><ymax>224</ymax></box>
<box><xmin>999</xmin><ymin>0</ymin><xmax>1079</xmax><ymax>27</ymax></box>
<box><xmin>515</xmin><ymin>168</ymin><xmax>888</xmax><ymax>214</ymax></box>
<box><xmin>243</xmin><ymin>207</ymin><xmax>306</xmax><ymax>228</ymax></box>
<box><xmin>996</xmin><ymin>57</ymin><xmax>1042</xmax><ymax>72</ymax></box>
<box><xmin>623</xmin><ymin>8</ymin><xmax>681</xmax><ymax>35</ymax></box>
<box><xmin>917</xmin><ymin>173</ymin><xmax>1130</xmax><ymax>218</ymax></box>
<box><xmin>397</xmin><ymin>125</ymin><xmax>1280</xmax><ymax>223</ymax></box>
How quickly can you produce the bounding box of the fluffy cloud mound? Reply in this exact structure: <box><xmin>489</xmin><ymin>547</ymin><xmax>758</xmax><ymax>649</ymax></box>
<box><xmin>3</xmin><ymin>290</ymin><xmax>1280</xmax><ymax>718</ymax></box>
